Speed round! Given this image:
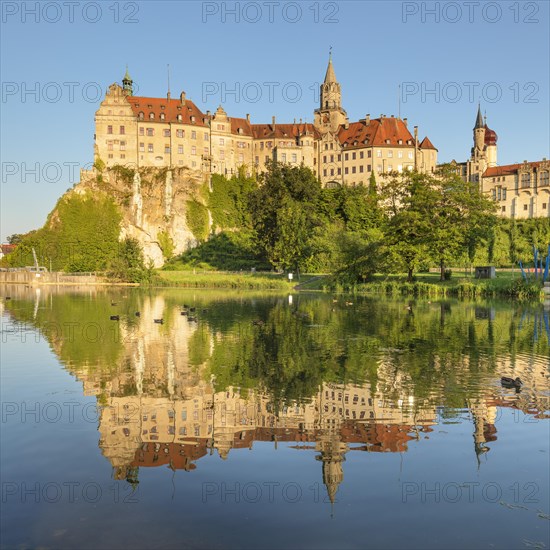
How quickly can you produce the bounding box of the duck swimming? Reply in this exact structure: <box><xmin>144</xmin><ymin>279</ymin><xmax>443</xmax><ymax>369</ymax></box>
<box><xmin>501</xmin><ymin>377</ymin><xmax>522</xmax><ymax>388</ymax></box>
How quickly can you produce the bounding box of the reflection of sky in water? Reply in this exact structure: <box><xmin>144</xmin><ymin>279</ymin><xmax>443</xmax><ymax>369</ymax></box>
<box><xmin>1</xmin><ymin>288</ymin><xmax>549</xmax><ymax>550</ymax></box>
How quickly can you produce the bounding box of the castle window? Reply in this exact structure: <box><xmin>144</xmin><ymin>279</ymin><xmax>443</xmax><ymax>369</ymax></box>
<box><xmin>398</xmin><ymin>151</ymin><xmax>403</xmax><ymax>159</ymax></box>
<box><xmin>120</xmin><ymin>141</ymin><xmax>126</xmax><ymax>151</ymax></box>
<box><xmin>338</xmin><ymin>168</ymin><xmax>341</xmax><ymax>175</ymax></box>
<box><xmin>497</xmin><ymin>187</ymin><xmax>501</xmax><ymax>200</ymax></box>
<box><xmin>138</xmin><ymin>112</ymin><xmax>144</xmax><ymax>120</ymax></box>
<box><xmin>107</xmin><ymin>125</ymin><xmax>113</xmax><ymax>134</ymax></box>
<box><xmin>360</xmin><ymin>151</ymin><xmax>364</xmax><ymax>159</ymax></box>
<box><xmin>204</xmin><ymin>133</ymin><xmax>209</xmax><ymax>141</ymax></box>
<box><xmin>330</xmin><ymin>155</ymin><xmax>334</xmax><ymax>162</ymax></box>
<box><xmin>377</xmin><ymin>165</ymin><xmax>383</xmax><ymax>172</ymax></box>
<box><xmin>107</xmin><ymin>142</ymin><xmax>113</xmax><ymax>151</ymax></box>
<box><xmin>178</xmin><ymin>145</ymin><xmax>183</xmax><ymax>154</ymax></box>
<box><xmin>408</xmin><ymin>152</ymin><xmax>413</xmax><ymax>159</ymax></box>
<box><xmin>191</xmin><ymin>131</ymin><xmax>197</xmax><ymax>139</ymax></box>
<box><xmin>503</xmin><ymin>188</ymin><xmax>507</xmax><ymax>200</ymax></box>
<box><xmin>540</xmin><ymin>171</ymin><xmax>549</xmax><ymax>186</ymax></box>
<box><xmin>165</xmin><ymin>145</ymin><xmax>170</xmax><ymax>154</ymax></box>
<box><xmin>204</xmin><ymin>147</ymin><xmax>209</xmax><ymax>155</ymax></box>
<box><xmin>160</xmin><ymin>113</ymin><xmax>165</xmax><ymax>120</ymax></box>
<box><xmin>176</xmin><ymin>129</ymin><xmax>184</xmax><ymax>138</ymax></box>
<box><xmin>385</xmin><ymin>139</ymin><xmax>390</xmax><ymax>144</ymax></box>
<box><xmin>502</xmin><ymin>206</ymin><xmax>506</xmax><ymax>212</ymax></box>
<box><xmin>398</xmin><ymin>139</ymin><xmax>403</xmax><ymax>145</ymax></box>
<box><xmin>139</xmin><ymin>127</ymin><xmax>144</xmax><ymax>136</ymax></box>
<box><xmin>543</xmin><ymin>203</ymin><xmax>547</xmax><ymax>209</ymax></box>
<box><xmin>191</xmin><ymin>116</ymin><xmax>196</xmax><ymax>123</ymax></box>
<box><xmin>177</xmin><ymin>114</ymin><xmax>182</xmax><ymax>122</ymax></box>
<box><xmin>323</xmin><ymin>169</ymin><xmax>327</xmax><ymax>176</ymax></box>
<box><xmin>330</xmin><ymin>168</ymin><xmax>334</xmax><ymax>176</ymax></box>
<box><xmin>239</xmin><ymin>153</ymin><xmax>244</xmax><ymax>163</ymax></box>
<box><xmin>376</xmin><ymin>150</ymin><xmax>382</xmax><ymax>158</ymax></box>
<box><xmin>163</xmin><ymin>129</ymin><xmax>170</xmax><ymax>137</ymax></box>
<box><xmin>397</xmin><ymin>164</ymin><xmax>403</xmax><ymax>172</ymax></box>
<box><xmin>292</xmin><ymin>154</ymin><xmax>297</xmax><ymax>163</ymax></box>
<box><xmin>219</xmin><ymin>138</ymin><xmax>225</xmax><ymax>146</ymax></box>
<box><xmin>492</xmin><ymin>189</ymin><xmax>496</xmax><ymax>200</ymax></box>
<box><xmin>147</xmin><ymin>128</ymin><xmax>154</xmax><ymax>136</ymax></box>
<box><xmin>387</xmin><ymin>165</ymin><xmax>392</xmax><ymax>171</ymax></box>
<box><xmin>192</xmin><ymin>146</ymin><xmax>197</xmax><ymax>155</ymax></box>
<box><xmin>524</xmin><ymin>204</ymin><xmax>528</xmax><ymax>211</ymax></box>
<box><xmin>521</xmin><ymin>173</ymin><xmax>531</xmax><ymax>188</ymax></box>
<box><xmin>360</xmin><ymin>166</ymin><xmax>364</xmax><ymax>173</ymax></box>
<box><xmin>388</xmin><ymin>151</ymin><xmax>393</xmax><ymax>158</ymax></box>
<box><xmin>108</xmin><ymin>154</ymin><xmax>113</xmax><ymax>159</ymax></box>
<box><xmin>119</xmin><ymin>125</ymin><xmax>125</xmax><ymax>134</ymax></box>
<box><xmin>139</xmin><ymin>143</ymin><xmax>144</xmax><ymax>152</ymax></box>
<box><xmin>345</xmin><ymin>167</ymin><xmax>349</xmax><ymax>175</ymax></box>
<box><xmin>367</xmin><ymin>164</ymin><xmax>371</xmax><ymax>172</ymax></box>
<box><xmin>149</xmin><ymin>113</ymin><xmax>154</xmax><ymax>119</ymax></box>
<box><xmin>352</xmin><ymin>152</ymin><xmax>356</xmax><ymax>160</ymax></box>
<box><xmin>368</xmin><ymin>150</ymin><xmax>372</xmax><ymax>158</ymax></box>
<box><xmin>352</xmin><ymin>167</ymin><xmax>356</xmax><ymax>174</ymax></box>
<box><xmin>148</xmin><ymin>144</ymin><xmax>153</xmax><ymax>152</ymax></box>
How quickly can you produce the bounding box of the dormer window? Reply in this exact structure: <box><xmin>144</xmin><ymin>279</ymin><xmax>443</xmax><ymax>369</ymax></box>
<box><xmin>160</xmin><ymin>113</ymin><xmax>165</xmax><ymax>120</ymax></box>
<box><xmin>353</xmin><ymin>140</ymin><xmax>358</xmax><ymax>146</ymax></box>
<box><xmin>177</xmin><ymin>114</ymin><xmax>182</xmax><ymax>122</ymax></box>
<box><xmin>385</xmin><ymin>139</ymin><xmax>390</xmax><ymax>144</ymax></box>
<box><xmin>149</xmin><ymin>113</ymin><xmax>154</xmax><ymax>120</ymax></box>
<box><xmin>177</xmin><ymin>106</ymin><xmax>181</xmax><ymax>110</ymax></box>
<box><xmin>138</xmin><ymin>112</ymin><xmax>144</xmax><ymax>120</ymax></box>
<box><xmin>238</xmin><ymin>128</ymin><xmax>243</xmax><ymax>135</ymax></box>
<box><xmin>398</xmin><ymin>139</ymin><xmax>403</xmax><ymax>145</ymax></box>
<box><xmin>191</xmin><ymin>116</ymin><xmax>196</xmax><ymax>123</ymax></box>
<box><xmin>147</xmin><ymin>104</ymin><xmax>152</xmax><ymax>109</ymax></box>
<box><xmin>160</xmin><ymin>105</ymin><xmax>165</xmax><ymax>110</ymax></box>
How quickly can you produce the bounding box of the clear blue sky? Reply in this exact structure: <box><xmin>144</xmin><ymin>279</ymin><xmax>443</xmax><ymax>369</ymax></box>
<box><xmin>1</xmin><ymin>0</ymin><xmax>549</xmax><ymax>240</ymax></box>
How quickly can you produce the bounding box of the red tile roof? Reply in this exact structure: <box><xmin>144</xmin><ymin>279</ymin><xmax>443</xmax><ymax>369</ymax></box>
<box><xmin>230</xmin><ymin>117</ymin><xmax>254</xmax><ymax>137</ymax></box>
<box><xmin>126</xmin><ymin>96</ymin><xmax>208</xmax><ymax>126</ymax></box>
<box><xmin>1</xmin><ymin>244</ymin><xmax>16</xmax><ymax>255</ymax></box>
<box><xmin>338</xmin><ymin>117</ymin><xmax>418</xmax><ymax>149</ymax></box>
<box><xmin>419</xmin><ymin>136</ymin><xmax>437</xmax><ymax>150</ymax></box>
<box><xmin>484</xmin><ymin>125</ymin><xmax>497</xmax><ymax>146</ymax></box>
<box><xmin>252</xmin><ymin>122</ymin><xmax>320</xmax><ymax>140</ymax></box>
<box><xmin>483</xmin><ymin>161</ymin><xmax>544</xmax><ymax>178</ymax></box>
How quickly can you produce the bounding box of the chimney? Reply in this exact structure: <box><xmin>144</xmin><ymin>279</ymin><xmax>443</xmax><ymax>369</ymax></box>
<box><xmin>272</xmin><ymin>116</ymin><xmax>276</xmax><ymax>126</ymax></box>
<box><xmin>180</xmin><ymin>91</ymin><xmax>186</xmax><ymax>103</ymax></box>
<box><xmin>414</xmin><ymin>126</ymin><xmax>418</xmax><ymax>144</ymax></box>
<box><xmin>380</xmin><ymin>114</ymin><xmax>385</xmax><ymax>120</ymax></box>
<box><xmin>294</xmin><ymin>118</ymin><xmax>296</xmax><ymax>124</ymax></box>
<box><xmin>391</xmin><ymin>114</ymin><xmax>394</xmax><ymax>118</ymax></box>
<box><xmin>365</xmin><ymin>114</ymin><xmax>370</xmax><ymax>124</ymax></box>
<box><xmin>167</xmin><ymin>91</ymin><xmax>171</xmax><ymax>100</ymax></box>
<box><xmin>206</xmin><ymin>110</ymin><xmax>211</xmax><ymax>116</ymax></box>
<box><xmin>246</xmin><ymin>113</ymin><xmax>250</xmax><ymax>122</ymax></box>
<box><xmin>403</xmin><ymin>117</ymin><xmax>408</xmax><ymax>127</ymax></box>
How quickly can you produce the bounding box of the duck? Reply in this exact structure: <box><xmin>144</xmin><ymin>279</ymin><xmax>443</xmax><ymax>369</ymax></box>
<box><xmin>154</xmin><ymin>319</ymin><xmax>164</xmax><ymax>324</ymax></box>
<box><xmin>189</xmin><ymin>307</ymin><xmax>196</xmax><ymax>313</ymax></box>
<box><xmin>180</xmin><ymin>310</ymin><xmax>188</xmax><ymax>316</ymax></box>
<box><xmin>110</xmin><ymin>315</ymin><xmax>120</xmax><ymax>321</ymax></box>
<box><xmin>135</xmin><ymin>311</ymin><xmax>141</xmax><ymax>317</ymax></box>
<box><xmin>501</xmin><ymin>376</ymin><xmax>522</xmax><ymax>388</ymax></box>
<box><xmin>187</xmin><ymin>316</ymin><xmax>197</xmax><ymax>323</ymax></box>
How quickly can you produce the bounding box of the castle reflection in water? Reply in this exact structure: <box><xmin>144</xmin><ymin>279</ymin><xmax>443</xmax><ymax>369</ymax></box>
<box><xmin>3</xmin><ymin>287</ymin><xmax>548</xmax><ymax>503</ymax></box>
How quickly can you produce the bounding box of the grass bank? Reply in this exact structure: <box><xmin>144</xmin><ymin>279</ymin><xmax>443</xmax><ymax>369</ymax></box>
<box><xmin>319</xmin><ymin>271</ymin><xmax>546</xmax><ymax>300</ymax></box>
<box><xmin>154</xmin><ymin>270</ymin><xmax>293</xmax><ymax>290</ymax></box>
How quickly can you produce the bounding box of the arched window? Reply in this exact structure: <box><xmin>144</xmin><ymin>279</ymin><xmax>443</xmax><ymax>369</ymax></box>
<box><xmin>177</xmin><ymin>114</ymin><xmax>182</xmax><ymax>122</ymax></box>
<box><xmin>138</xmin><ymin>111</ymin><xmax>144</xmax><ymax>120</ymax></box>
<box><xmin>149</xmin><ymin>112</ymin><xmax>154</xmax><ymax>120</ymax></box>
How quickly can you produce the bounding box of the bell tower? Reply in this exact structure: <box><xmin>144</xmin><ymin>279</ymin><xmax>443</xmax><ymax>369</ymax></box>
<box><xmin>314</xmin><ymin>51</ymin><xmax>348</xmax><ymax>134</ymax></box>
<box><xmin>122</xmin><ymin>66</ymin><xmax>133</xmax><ymax>96</ymax></box>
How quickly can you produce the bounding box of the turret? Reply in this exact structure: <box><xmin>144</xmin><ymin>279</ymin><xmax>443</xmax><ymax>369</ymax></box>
<box><xmin>473</xmin><ymin>104</ymin><xmax>485</xmax><ymax>151</ymax></box>
<box><xmin>122</xmin><ymin>66</ymin><xmax>133</xmax><ymax>96</ymax></box>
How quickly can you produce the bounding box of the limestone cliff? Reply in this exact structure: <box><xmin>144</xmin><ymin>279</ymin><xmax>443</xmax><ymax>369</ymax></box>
<box><xmin>77</xmin><ymin>165</ymin><xmax>211</xmax><ymax>267</ymax></box>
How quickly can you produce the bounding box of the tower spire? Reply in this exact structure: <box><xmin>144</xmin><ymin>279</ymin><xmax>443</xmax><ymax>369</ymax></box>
<box><xmin>122</xmin><ymin>65</ymin><xmax>133</xmax><ymax>96</ymax></box>
<box><xmin>324</xmin><ymin>48</ymin><xmax>337</xmax><ymax>83</ymax></box>
<box><xmin>474</xmin><ymin>103</ymin><xmax>484</xmax><ymax>129</ymax></box>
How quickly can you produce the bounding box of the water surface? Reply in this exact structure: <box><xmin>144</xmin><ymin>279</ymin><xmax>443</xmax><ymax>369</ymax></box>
<box><xmin>1</xmin><ymin>286</ymin><xmax>549</xmax><ymax>549</ymax></box>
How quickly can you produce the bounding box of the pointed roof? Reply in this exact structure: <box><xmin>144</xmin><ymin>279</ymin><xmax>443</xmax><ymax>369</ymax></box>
<box><xmin>324</xmin><ymin>53</ymin><xmax>337</xmax><ymax>84</ymax></box>
<box><xmin>419</xmin><ymin>136</ymin><xmax>437</xmax><ymax>150</ymax></box>
<box><xmin>474</xmin><ymin>104</ymin><xmax>484</xmax><ymax>129</ymax></box>
<box><xmin>123</xmin><ymin>66</ymin><xmax>132</xmax><ymax>82</ymax></box>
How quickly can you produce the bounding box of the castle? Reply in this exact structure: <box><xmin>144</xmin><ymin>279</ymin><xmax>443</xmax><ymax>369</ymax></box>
<box><xmin>94</xmin><ymin>55</ymin><xmax>438</xmax><ymax>187</ymax></box>
<box><xmin>453</xmin><ymin>105</ymin><xmax>550</xmax><ymax>218</ymax></box>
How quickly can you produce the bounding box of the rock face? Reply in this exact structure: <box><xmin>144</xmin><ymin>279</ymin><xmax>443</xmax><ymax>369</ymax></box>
<box><xmin>79</xmin><ymin>166</ymin><xmax>210</xmax><ymax>267</ymax></box>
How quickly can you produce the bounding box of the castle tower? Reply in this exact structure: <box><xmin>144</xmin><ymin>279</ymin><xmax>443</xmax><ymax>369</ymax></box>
<box><xmin>314</xmin><ymin>52</ymin><xmax>348</xmax><ymax>134</ymax></box>
<box><xmin>122</xmin><ymin>67</ymin><xmax>133</xmax><ymax>96</ymax></box>
<box><xmin>472</xmin><ymin>104</ymin><xmax>486</xmax><ymax>158</ymax></box>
